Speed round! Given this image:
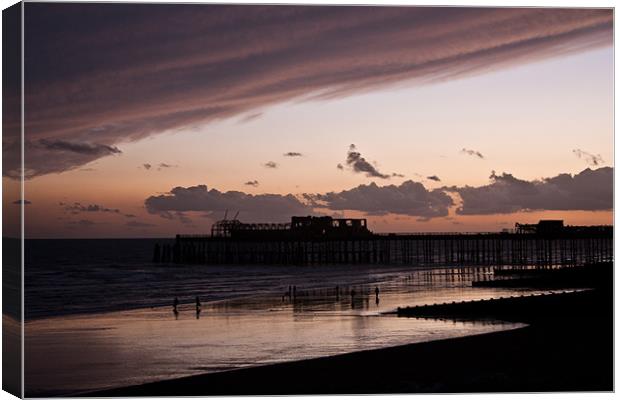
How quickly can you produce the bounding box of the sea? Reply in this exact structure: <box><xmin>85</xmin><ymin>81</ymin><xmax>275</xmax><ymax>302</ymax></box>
<box><xmin>20</xmin><ymin>239</ymin><xmax>546</xmax><ymax>396</ymax></box>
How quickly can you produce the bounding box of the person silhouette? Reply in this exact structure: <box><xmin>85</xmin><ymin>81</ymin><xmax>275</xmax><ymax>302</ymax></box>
<box><xmin>195</xmin><ymin>296</ymin><xmax>202</xmax><ymax>315</ymax></box>
<box><xmin>173</xmin><ymin>296</ymin><xmax>179</xmax><ymax>313</ymax></box>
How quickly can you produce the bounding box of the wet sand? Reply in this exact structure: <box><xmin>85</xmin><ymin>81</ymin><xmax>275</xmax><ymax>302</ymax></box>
<box><xmin>90</xmin><ymin>288</ymin><xmax>612</xmax><ymax>395</ymax></box>
<box><xmin>27</xmin><ymin>266</ymin><xmax>538</xmax><ymax>396</ymax></box>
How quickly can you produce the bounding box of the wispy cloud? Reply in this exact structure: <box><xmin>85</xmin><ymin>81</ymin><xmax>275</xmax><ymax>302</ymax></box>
<box><xmin>37</xmin><ymin>139</ymin><xmax>121</xmax><ymax>156</ymax></box>
<box><xmin>263</xmin><ymin>161</ymin><xmax>278</xmax><ymax>169</ymax></box>
<box><xmin>283</xmin><ymin>152</ymin><xmax>303</xmax><ymax>157</ymax></box>
<box><xmin>13</xmin><ymin>199</ymin><xmax>32</xmax><ymax>205</ymax></box>
<box><xmin>12</xmin><ymin>5</ymin><xmax>611</xmax><ymax>178</ymax></box>
<box><xmin>157</xmin><ymin>162</ymin><xmax>178</xmax><ymax>171</ymax></box>
<box><xmin>239</xmin><ymin>112</ymin><xmax>263</xmax><ymax>123</ymax></box>
<box><xmin>427</xmin><ymin>175</ymin><xmax>441</xmax><ymax>182</ymax></box>
<box><xmin>67</xmin><ymin>219</ymin><xmax>96</xmax><ymax>228</ymax></box>
<box><xmin>142</xmin><ymin>162</ymin><xmax>178</xmax><ymax>171</ymax></box>
<box><xmin>126</xmin><ymin>220</ymin><xmax>156</xmax><ymax>228</ymax></box>
<box><xmin>60</xmin><ymin>202</ymin><xmax>122</xmax><ymax>215</ymax></box>
<box><xmin>573</xmin><ymin>148</ymin><xmax>604</xmax><ymax>166</ymax></box>
<box><xmin>5</xmin><ymin>139</ymin><xmax>123</xmax><ymax>178</ymax></box>
<box><xmin>460</xmin><ymin>148</ymin><xmax>485</xmax><ymax>159</ymax></box>
<box><xmin>244</xmin><ymin>180</ymin><xmax>259</xmax><ymax>187</ymax></box>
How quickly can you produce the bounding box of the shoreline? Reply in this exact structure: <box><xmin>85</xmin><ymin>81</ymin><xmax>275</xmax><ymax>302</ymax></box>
<box><xmin>25</xmin><ymin>263</ymin><xmax>449</xmax><ymax>322</ymax></box>
<box><xmin>25</xmin><ymin>263</ymin><xmax>497</xmax><ymax>322</ymax></box>
<box><xmin>85</xmin><ymin>288</ymin><xmax>613</xmax><ymax>396</ymax></box>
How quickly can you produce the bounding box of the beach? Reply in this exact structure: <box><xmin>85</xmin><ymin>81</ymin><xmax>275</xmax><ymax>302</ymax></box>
<box><xmin>88</xmin><ymin>264</ymin><xmax>613</xmax><ymax>396</ymax></box>
<box><xmin>90</xmin><ymin>288</ymin><xmax>612</xmax><ymax>396</ymax></box>
<box><xmin>90</xmin><ymin>286</ymin><xmax>613</xmax><ymax>396</ymax></box>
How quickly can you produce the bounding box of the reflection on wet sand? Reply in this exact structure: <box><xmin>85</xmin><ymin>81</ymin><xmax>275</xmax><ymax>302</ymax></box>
<box><xmin>25</xmin><ymin>266</ymin><xmax>538</xmax><ymax>396</ymax></box>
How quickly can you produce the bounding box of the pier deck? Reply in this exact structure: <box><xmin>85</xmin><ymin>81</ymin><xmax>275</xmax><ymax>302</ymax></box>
<box><xmin>155</xmin><ymin>229</ymin><xmax>612</xmax><ymax>267</ymax></box>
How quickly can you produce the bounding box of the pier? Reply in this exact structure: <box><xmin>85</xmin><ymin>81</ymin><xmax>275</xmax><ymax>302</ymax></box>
<box><xmin>154</xmin><ymin>217</ymin><xmax>612</xmax><ymax>267</ymax></box>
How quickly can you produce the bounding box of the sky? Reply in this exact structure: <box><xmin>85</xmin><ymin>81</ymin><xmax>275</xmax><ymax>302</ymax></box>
<box><xmin>3</xmin><ymin>4</ymin><xmax>613</xmax><ymax>238</ymax></box>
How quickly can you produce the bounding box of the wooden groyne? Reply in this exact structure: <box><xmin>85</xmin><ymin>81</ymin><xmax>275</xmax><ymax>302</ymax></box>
<box><xmin>394</xmin><ymin>288</ymin><xmax>609</xmax><ymax>323</ymax></box>
<box><xmin>154</xmin><ymin>230</ymin><xmax>612</xmax><ymax>267</ymax></box>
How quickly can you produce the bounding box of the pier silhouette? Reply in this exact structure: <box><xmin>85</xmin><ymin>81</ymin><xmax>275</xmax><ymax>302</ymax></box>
<box><xmin>154</xmin><ymin>217</ymin><xmax>612</xmax><ymax>267</ymax></box>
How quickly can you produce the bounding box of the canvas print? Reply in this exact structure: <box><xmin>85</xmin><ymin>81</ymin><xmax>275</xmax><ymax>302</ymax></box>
<box><xmin>2</xmin><ymin>2</ymin><xmax>614</xmax><ymax>397</ymax></box>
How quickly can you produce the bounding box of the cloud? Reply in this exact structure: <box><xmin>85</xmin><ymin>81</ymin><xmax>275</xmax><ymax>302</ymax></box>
<box><xmin>244</xmin><ymin>180</ymin><xmax>260</xmax><ymax>187</ymax></box>
<box><xmin>126</xmin><ymin>220</ymin><xmax>156</xmax><ymax>228</ymax></box>
<box><xmin>61</xmin><ymin>202</ymin><xmax>121</xmax><ymax>214</ymax></box>
<box><xmin>13</xmin><ymin>199</ymin><xmax>32</xmax><ymax>205</ymax></box>
<box><xmin>345</xmin><ymin>144</ymin><xmax>390</xmax><ymax>179</ymax></box>
<box><xmin>573</xmin><ymin>148</ymin><xmax>604</xmax><ymax>166</ymax></box>
<box><xmin>68</xmin><ymin>219</ymin><xmax>96</xmax><ymax>227</ymax></box>
<box><xmin>37</xmin><ymin>139</ymin><xmax>121</xmax><ymax>156</ymax></box>
<box><xmin>156</xmin><ymin>210</ymin><xmax>194</xmax><ymax>225</ymax></box>
<box><xmin>307</xmin><ymin>180</ymin><xmax>454</xmax><ymax>218</ymax></box>
<box><xmin>239</xmin><ymin>112</ymin><xmax>263</xmax><ymax>123</ymax></box>
<box><xmin>143</xmin><ymin>162</ymin><xmax>178</xmax><ymax>171</ymax></box>
<box><xmin>427</xmin><ymin>175</ymin><xmax>441</xmax><ymax>182</ymax></box>
<box><xmin>158</xmin><ymin>163</ymin><xmax>177</xmax><ymax>169</ymax></box>
<box><xmin>336</xmin><ymin>163</ymin><xmax>344</xmax><ymax>170</ymax></box>
<box><xmin>145</xmin><ymin>166</ymin><xmax>611</xmax><ymax>225</ymax></box>
<box><xmin>263</xmin><ymin>161</ymin><xmax>278</xmax><ymax>169</ymax></box>
<box><xmin>449</xmin><ymin>167</ymin><xmax>612</xmax><ymax>215</ymax></box>
<box><xmin>460</xmin><ymin>148</ymin><xmax>485</xmax><ymax>159</ymax></box>
<box><xmin>391</xmin><ymin>173</ymin><xmax>405</xmax><ymax>178</ymax></box>
<box><xmin>124</xmin><ymin>214</ymin><xmax>137</xmax><ymax>218</ymax></box>
<box><xmin>13</xmin><ymin>5</ymin><xmax>611</xmax><ymax>177</ymax></box>
<box><xmin>4</xmin><ymin>139</ymin><xmax>123</xmax><ymax>178</ymax></box>
<box><xmin>283</xmin><ymin>152</ymin><xmax>303</xmax><ymax>157</ymax></box>
<box><xmin>145</xmin><ymin>184</ymin><xmax>312</xmax><ymax>222</ymax></box>
<box><xmin>176</xmin><ymin>212</ymin><xmax>193</xmax><ymax>225</ymax></box>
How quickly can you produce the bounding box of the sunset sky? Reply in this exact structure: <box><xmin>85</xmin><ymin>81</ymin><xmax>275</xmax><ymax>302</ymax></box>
<box><xmin>4</xmin><ymin>4</ymin><xmax>613</xmax><ymax>238</ymax></box>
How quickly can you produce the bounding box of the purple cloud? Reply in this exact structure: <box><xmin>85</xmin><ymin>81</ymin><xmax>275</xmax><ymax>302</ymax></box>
<box><xmin>8</xmin><ymin>5</ymin><xmax>610</xmax><ymax>178</ymax></box>
<box><xmin>448</xmin><ymin>167</ymin><xmax>612</xmax><ymax>215</ymax></box>
<box><xmin>145</xmin><ymin>184</ymin><xmax>312</xmax><ymax>222</ymax></box>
